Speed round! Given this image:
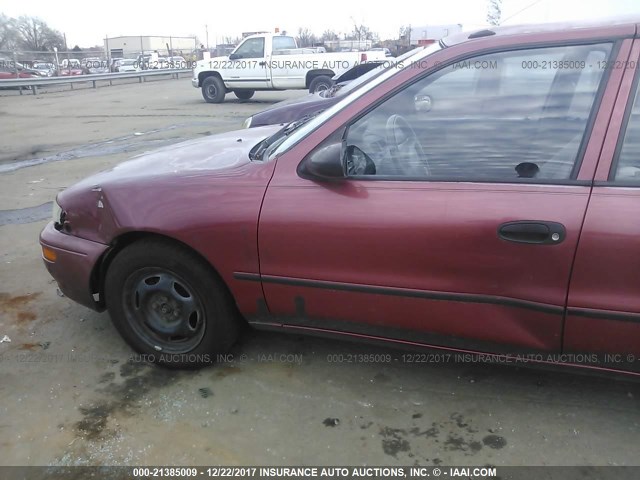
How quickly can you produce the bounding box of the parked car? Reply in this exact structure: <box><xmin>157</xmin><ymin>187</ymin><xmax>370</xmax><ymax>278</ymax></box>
<box><xmin>371</xmin><ymin>47</ymin><xmax>393</xmax><ymax>57</ymax></box>
<box><xmin>115</xmin><ymin>59</ymin><xmax>140</xmax><ymax>73</ymax></box>
<box><xmin>109</xmin><ymin>57</ymin><xmax>124</xmax><ymax>73</ymax></box>
<box><xmin>83</xmin><ymin>57</ymin><xmax>109</xmax><ymax>74</ymax></box>
<box><xmin>243</xmin><ymin>49</ymin><xmax>423</xmax><ymax>128</ymax></box>
<box><xmin>32</xmin><ymin>62</ymin><xmax>56</xmax><ymax>77</ymax></box>
<box><xmin>40</xmin><ymin>19</ymin><xmax>640</xmax><ymax>373</ymax></box>
<box><xmin>59</xmin><ymin>59</ymin><xmax>84</xmax><ymax>76</ymax></box>
<box><xmin>166</xmin><ymin>56</ymin><xmax>188</xmax><ymax>69</ymax></box>
<box><xmin>0</xmin><ymin>66</ymin><xmax>39</xmax><ymax>82</ymax></box>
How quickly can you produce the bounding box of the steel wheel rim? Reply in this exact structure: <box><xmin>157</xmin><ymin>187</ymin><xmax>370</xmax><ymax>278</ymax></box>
<box><xmin>206</xmin><ymin>84</ymin><xmax>217</xmax><ymax>98</ymax></box>
<box><xmin>315</xmin><ymin>83</ymin><xmax>330</xmax><ymax>93</ymax></box>
<box><xmin>122</xmin><ymin>268</ymin><xmax>206</xmax><ymax>354</ymax></box>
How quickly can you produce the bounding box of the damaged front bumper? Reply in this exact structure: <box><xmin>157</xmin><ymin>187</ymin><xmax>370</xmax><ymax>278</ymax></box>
<box><xmin>39</xmin><ymin>221</ymin><xmax>109</xmax><ymax>311</ymax></box>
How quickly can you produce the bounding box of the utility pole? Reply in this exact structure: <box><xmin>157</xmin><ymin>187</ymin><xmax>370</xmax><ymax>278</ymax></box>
<box><xmin>205</xmin><ymin>25</ymin><xmax>209</xmax><ymax>49</ymax></box>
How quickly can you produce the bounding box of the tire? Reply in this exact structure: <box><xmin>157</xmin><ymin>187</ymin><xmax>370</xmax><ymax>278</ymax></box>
<box><xmin>234</xmin><ymin>90</ymin><xmax>255</xmax><ymax>101</ymax></box>
<box><xmin>104</xmin><ymin>238</ymin><xmax>239</xmax><ymax>368</ymax></box>
<box><xmin>309</xmin><ymin>75</ymin><xmax>333</xmax><ymax>94</ymax></box>
<box><xmin>201</xmin><ymin>75</ymin><xmax>226</xmax><ymax>103</ymax></box>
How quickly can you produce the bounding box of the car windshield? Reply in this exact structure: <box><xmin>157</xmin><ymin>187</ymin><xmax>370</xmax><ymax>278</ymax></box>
<box><xmin>329</xmin><ymin>46</ymin><xmax>427</xmax><ymax>99</ymax></box>
<box><xmin>268</xmin><ymin>42</ymin><xmax>441</xmax><ymax>160</ymax></box>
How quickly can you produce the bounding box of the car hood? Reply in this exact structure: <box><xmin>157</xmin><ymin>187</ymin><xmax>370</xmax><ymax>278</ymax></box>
<box><xmin>61</xmin><ymin>125</ymin><xmax>281</xmax><ymax>197</ymax></box>
<box><xmin>58</xmin><ymin>125</ymin><xmax>282</xmax><ymax>244</ymax></box>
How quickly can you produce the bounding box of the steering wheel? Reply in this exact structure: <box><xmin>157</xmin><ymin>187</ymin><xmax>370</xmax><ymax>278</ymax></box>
<box><xmin>383</xmin><ymin>114</ymin><xmax>430</xmax><ymax>176</ymax></box>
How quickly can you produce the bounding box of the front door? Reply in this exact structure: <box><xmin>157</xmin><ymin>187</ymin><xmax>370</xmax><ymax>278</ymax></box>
<box><xmin>258</xmin><ymin>41</ymin><xmax>616</xmax><ymax>354</ymax></box>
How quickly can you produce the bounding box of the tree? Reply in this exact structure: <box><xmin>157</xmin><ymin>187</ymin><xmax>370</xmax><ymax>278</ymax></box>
<box><xmin>15</xmin><ymin>16</ymin><xmax>64</xmax><ymax>51</ymax></box>
<box><xmin>399</xmin><ymin>25</ymin><xmax>411</xmax><ymax>46</ymax></box>
<box><xmin>487</xmin><ymin>0</ymin><xmax>502</xmax><ymax>26</ymax></box>
<box><xmin>321</xmin><ymin>30</ymin><xmax>338</xmax><ymax>42</ymax></box>
<box><xmin>347</xmin><ymin>21</ymin><xmax>378</xmax><ymax>42</ymax></box>
<box><xmin>296</xmin><ymin>27</ymin><xmax>317</xmax><ymax>47</ymax></box>
<box><xmin>0</xmin><ymin>14</ymin><xmax>18</xmax><ymax>50</ymax></box>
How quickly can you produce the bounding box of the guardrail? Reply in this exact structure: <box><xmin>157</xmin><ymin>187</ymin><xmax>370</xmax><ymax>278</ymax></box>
<box><xmin>0</xmin><ymin>68</ymin><xmax>192</xmax><ymax>94</ymax></box>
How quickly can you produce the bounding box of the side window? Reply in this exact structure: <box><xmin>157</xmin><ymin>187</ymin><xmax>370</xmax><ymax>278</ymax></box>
<box><xmin>272</xmin><ymin>36</ymin><xmax>297</xmax><ymax>52</ymax></box>
<box><xmin>345</xmin><ymin>43</ymin><xmax>611</xmax><ymax>181</ymax></box>
<box><xmin>613</xmin><ymin>77</ymin><xmax>640</xmax><ymax>181</ymax></box>
<box><xmin>234</xmin><ymin>38</ymin><xmax>265</xmax><ymax>59</ymax></box>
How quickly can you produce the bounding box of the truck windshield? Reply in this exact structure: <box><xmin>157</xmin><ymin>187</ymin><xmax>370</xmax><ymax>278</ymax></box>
<box><xmin>269</xmin><ymin>42</ymin><xmax>442</xmax><ymax>160</ymax></box>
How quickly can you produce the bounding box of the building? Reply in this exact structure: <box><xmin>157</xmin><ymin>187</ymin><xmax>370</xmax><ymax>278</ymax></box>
<box><xmin>104</xmin><ymin>35</ymin><xmax>197</xmax><ymax>59</ymax></box>
<box><xmin>409</xmin><ymin>24</ymin><xmax>463</xmax><ymax>46</ymax></box>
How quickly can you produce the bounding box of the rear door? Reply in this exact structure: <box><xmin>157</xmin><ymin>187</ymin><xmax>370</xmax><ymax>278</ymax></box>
<box><xmin>257</xmin><ymin>40</ymin><xmax>620</xmax><ymax>354</ymax></box>
<box><xmin>565</xmin><ymin>38</ymin><xmax>640</xmax><ymax>371</ymax></box>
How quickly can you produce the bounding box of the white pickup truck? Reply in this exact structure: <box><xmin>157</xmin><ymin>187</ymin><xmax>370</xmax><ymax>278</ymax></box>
<box><xmin>192</xmin><ymin>32</ymin><xmax>388</xmax><ymax>103</ymax></box>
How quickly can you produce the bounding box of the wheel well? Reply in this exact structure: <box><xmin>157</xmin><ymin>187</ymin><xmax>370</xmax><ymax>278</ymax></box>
<box><xmin>198</xmin><ymin>71</ymin><xmax>225</xmax><ymax>88</ymax></box>
<box><xmin>91</xmin><ymin>232</ymin><xmax>237</xmax><ymax>313</ymax></box>
<box><xmin>305</xmin><ymin>69</ymin><xmax>335</xmax><ymax>88</ymax></box>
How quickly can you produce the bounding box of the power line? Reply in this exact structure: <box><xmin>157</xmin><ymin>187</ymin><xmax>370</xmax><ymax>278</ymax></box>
<box><xmin>500</xmin><ymin>0</ymin><xmax>547</xmax><ymax>24</ymax></box>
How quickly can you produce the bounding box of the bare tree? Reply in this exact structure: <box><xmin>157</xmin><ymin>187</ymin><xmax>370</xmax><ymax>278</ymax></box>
<box><xmin>321</xmin><ymin>29</ymin><xmax>338</xmax><ymax>42</ymax></box>
<box><xmin>487</xmin><ymin>0</ymin><xmax>502</xmax><ymax>26</ymax></box>
<box><xmin>15</xmin><ymin>16</ymin><xmax>64</xmax><ymax>51</ymax></box>
<box><xmin>0</xmin><ymin>14</ymin><xmax>18</xmax><ymax>50</ymax></box>
<box><xmin>347</xmin><ymin>20</ymin><xmax>378</xmax><ymax>42</ymax></box>
<box><xmin>296</xmin><ymin>27</ymin><xmax>317</xmax><ymax>47</ymax></box>
<box><xmin>222</xmin><ymin>36</ymin><xmax>242</xmax><ymax>45</ymax></box>
<box><xmin>399</xmin><ymin>25</ymin><xmax>412</xmax><ymax>46</ymax></box>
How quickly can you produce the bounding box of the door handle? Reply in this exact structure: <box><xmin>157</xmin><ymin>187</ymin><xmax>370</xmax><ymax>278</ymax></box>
<box><xmin>259</xmin><ymin>61</ymin><xmax>267</xmax><ymax>66</ymax></box>
<box><xmin>498</xmin><ymin>221</ymin><xmax>566</xmax><ymax>245</ymax></box>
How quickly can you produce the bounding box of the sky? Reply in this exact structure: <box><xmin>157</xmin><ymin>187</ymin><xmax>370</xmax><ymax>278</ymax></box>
<box><xmin>0</xmin><ymin>0</ymin><xmax>639</xmax><ymax>48</ymax></box>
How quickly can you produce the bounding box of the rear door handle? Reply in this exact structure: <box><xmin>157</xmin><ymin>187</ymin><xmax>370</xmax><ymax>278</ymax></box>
<box><xmin>498</xmin><ymin>221</ymin><xmax>566</xmax><ymax>245</ymax></box>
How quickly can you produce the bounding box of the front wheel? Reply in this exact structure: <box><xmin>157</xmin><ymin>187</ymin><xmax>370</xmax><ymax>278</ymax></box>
<box><xmin>309</xmin><ymin>75</ymin><xmax>333</xmax><ymax>94</ymax></box>
<box><xmin>201</xmin><ymin>76</ymin><xmax>226</xmax><ymax>103</ymax></box>
<box><xmin>234</xmin><ymin>90</ymin><xmax>255</xmax><ymax>101</ymax></box>
<box><xmin>104</xmin><ymin>239</ymin><xmax>239</xmax><ymax>368</ymax></box>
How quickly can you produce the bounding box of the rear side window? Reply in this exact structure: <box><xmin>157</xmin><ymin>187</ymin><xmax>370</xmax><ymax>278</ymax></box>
<box><xmin>612</xmin><ymin>77</ymin><xmax>640</xmax><ymax>182</ymax></box>
<box><xmin>345</xmin><ymin>43</ymin><xmax>612</xmax><ymax>181</ymax></box>
<box><xmin>272</xmin><ymin>36</ymin><xmax>297</xmax><ymax>52</ymax></box>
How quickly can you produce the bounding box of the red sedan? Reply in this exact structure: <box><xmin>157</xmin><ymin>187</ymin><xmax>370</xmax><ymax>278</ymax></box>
<box><xmin>40</xmin><ymin>19</ymin><xmax>640</xmax><ymax>372</ymax></box>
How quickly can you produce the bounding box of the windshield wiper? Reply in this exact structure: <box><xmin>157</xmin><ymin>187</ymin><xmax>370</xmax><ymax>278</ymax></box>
<box><xmin>250</xmin><ymin>113</ymin><xmax>318</xmax><ymax>161</ymax></box>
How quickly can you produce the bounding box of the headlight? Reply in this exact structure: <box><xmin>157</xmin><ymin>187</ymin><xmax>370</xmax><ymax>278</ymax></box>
<box><xmin>242</xmin><ymin>116</ymin><xmax>253</xmax><ymax>129</ymax></box>
<box><xmin>52</xmin><ymin>200</ymin><xmax>64</xmax><ymax>226</ymax></box>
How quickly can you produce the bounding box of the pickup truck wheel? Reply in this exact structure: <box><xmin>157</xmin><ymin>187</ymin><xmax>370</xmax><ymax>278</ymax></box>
<box><xmin>234</xmin><ymin>90</ymin><xmax>255</xmax><ymax>101</ymax></box>
<box><xmin>201</xmin><ymin>76</ymin><xmax>226</xmax><ymax>103</ymax></box>
<box><xmin>104</xmin><ymin>238</ymin><xmax>239</xmax><ymax>369</ymax></box>
<box><xmin>309</xmin><ymin>75</ymin><xmax>333</xmax><ymax>94</ymax></box>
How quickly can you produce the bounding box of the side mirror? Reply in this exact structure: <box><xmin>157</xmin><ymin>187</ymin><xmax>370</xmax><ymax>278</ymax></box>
<box><xmin>299</xmin><ymin>143</ymin><xmax>345</xmax><ymax>180</ymax></box>
<box><xmin>228</xmin><ymin>53</ymin><xmax>239</xmax><ymax>60</ymax></box>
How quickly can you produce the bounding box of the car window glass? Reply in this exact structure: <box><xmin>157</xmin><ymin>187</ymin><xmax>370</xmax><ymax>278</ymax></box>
<box><xmin>612</xmin><ymin>76</ymin><xmax>640</xmax><ymax>182</ymax></box>
<box><xmin>344</xmin><ymin>43</ymin><xmax>611</xmax><ymax>181</ymax></box>
<box><xmin>234</xmin><ymin>38</ymin><xmax>265</xmax><ymax>59</ymax></box>
<box><xmin>272</xmin><ymin>36</ymin><xmax>297</xmax><ymax>52</ymax></box>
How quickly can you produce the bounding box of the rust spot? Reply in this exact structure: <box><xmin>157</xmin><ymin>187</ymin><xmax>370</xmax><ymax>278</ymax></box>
<box><xmin>0</xmin><ymin>292</ymin><xmax>41</xmax><ymax>325</ymax></box>
<box><xmin>16</xmin><ymin>311</ymin><xmax>36</xmax><ymax>323</ymax></box>
<box><xmin>0</xmin><ymin>292</ymin><xmax>41</xmax><ymax>309</ymax></box>
<box><xmin>19</xmin><ymin>343</ymin><xmax>38</xmax><ymax>351</ymax></box>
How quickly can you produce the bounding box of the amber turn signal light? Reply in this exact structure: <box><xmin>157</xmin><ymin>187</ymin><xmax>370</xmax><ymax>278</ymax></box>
<box><xmin>42</xmin><ymin>246</ymin><xmax>57</xmax><ymax>262</ymax></box>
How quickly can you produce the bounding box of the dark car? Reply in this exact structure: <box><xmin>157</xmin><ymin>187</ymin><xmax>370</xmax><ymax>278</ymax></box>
<box><xmin>243</xmin><ymin>48</ymin><xmax>424</xmax><ymax>128</ymax></box>
<box><xmin>41</xmin><ymin>19</ymin><xmax>640</xmax><ymax>373</ymax></box>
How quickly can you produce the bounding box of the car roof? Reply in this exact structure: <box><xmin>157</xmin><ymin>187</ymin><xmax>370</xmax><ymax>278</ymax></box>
<box><xmin>443</xmin><ymin>17</ymin><xmax>638</xmax><ymax>47</ymax></box>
